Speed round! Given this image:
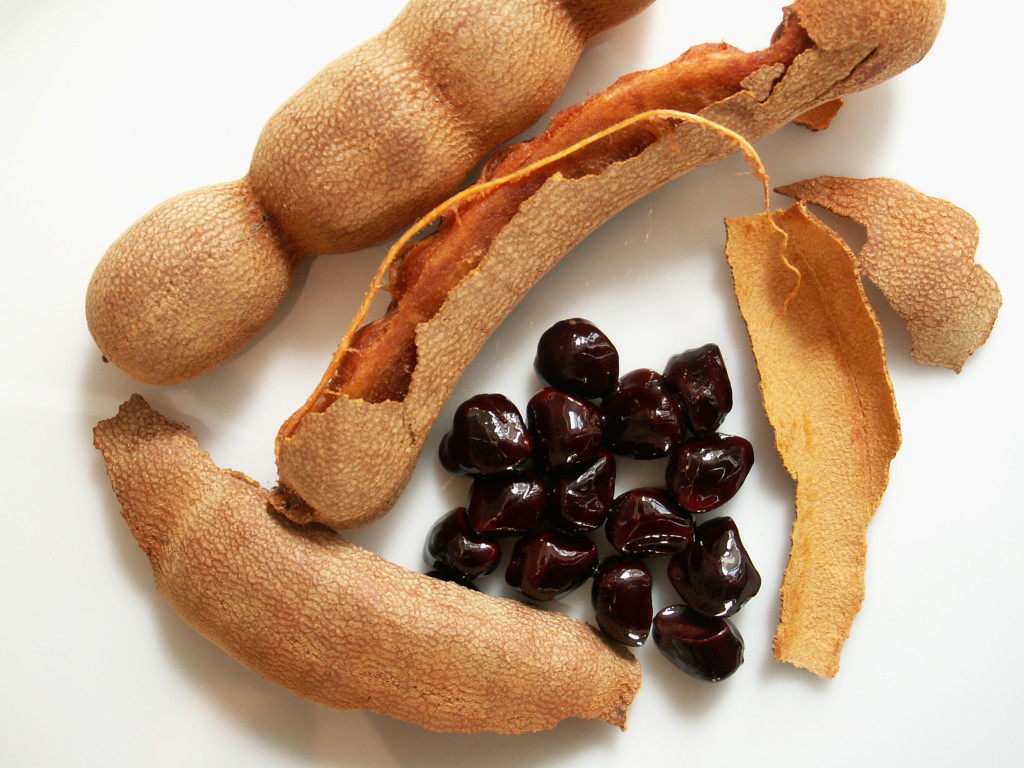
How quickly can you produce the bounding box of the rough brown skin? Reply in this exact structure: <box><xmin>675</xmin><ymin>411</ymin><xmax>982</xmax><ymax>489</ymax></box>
<box><xmin>85</xmin><ymin>0</ymin><xmax>655</xmax><ymax>386</ymax></box>
<box><xmin>725</xmin><ymin>204</ymin><xmax>901</xmax><ymax>678</ymax></box>
<box><xmin>274</xmin><ymin>0</ymin><xmax>946</xmax><ymax>530</ymax></box>
<box><xmin>776</xmin><ymin>176</ymin><xmax>1002</xmax><ymax>373</ymax></box>
<box><xmin>94</xmin><ymin>395</ymin><xmax>640</xmax><ymax>734</ymax></box>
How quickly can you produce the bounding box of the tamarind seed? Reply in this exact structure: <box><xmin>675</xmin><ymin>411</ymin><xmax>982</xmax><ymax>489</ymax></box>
<box><xmin>526</xmin><ymin>387</ymin><xmax>604</xmax><ymax>471</ymax></box>
<box><xmin>605</xmin><ymin>487</ymin><xmax>694</xmax><ymax>556</ymax></box>
<box><xmin>591</xmin><ymin>557</ymin><xmax>653</xmax><ymax>647</ymax></box>
<box><xmin>505</xmin><ymin>530</ymin><xmax>598</xmax><ymax>602</ymax></box>
<box><xmin>423</xmin><ymin>507</ymin><xmax>501</xmax><ymax>579</ymax></box>
<box><xmin>548</xmin><ymin>449</ymin><xmax>617</xmax><ymax>532</ymax></box>
<box><xmin>668</xmin><ymin>516</ymin><xmax>761</xmax><ymax>618</ymax></box>
<box><xmin>665</xmin><ymin>434</ymin><xmax>754</xmax><ymax>514</ymax></box>
<box><xmin>653</xmin><ymin>605</ymin><xmax>745</xmax><ymax>682</ymax></box>
<box><xmin>534</xmin><ymin>318</ymin><xmax>620</xmax><ymax>398</ymax></box>
<box><xmin>600</xmin><ymin>369</ymin><xmax>686</xmax><ymax>459</ymax></box>
<box><xmin>467</xmin><ymin>470</ymin><xmax>547</xmax><ymax>536</ymax></box>
<box><xmin>440</xmin><ymin>394</ymin><xmax>533</xmax><ymax>476</ymax></box>
<box><xmin>663</xmin><ymin>344</ymin><xmax>733</xmax><ymax>436</ymax></box>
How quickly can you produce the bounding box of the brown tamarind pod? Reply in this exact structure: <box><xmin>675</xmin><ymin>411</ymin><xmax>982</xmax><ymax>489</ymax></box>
<box><xmin>272</xmin><ymin>0</ymin><xmax>945</xmax><ymax>530</ymax></box>
<box><xmin>85</xmin><ymin>0</ymin><xmax>655</xmax><ymax>386</ymax></box>
<box><xmin>94</xmin><ymin>395</ymin><xmax>640</xmax><ymax>734</ymax></box>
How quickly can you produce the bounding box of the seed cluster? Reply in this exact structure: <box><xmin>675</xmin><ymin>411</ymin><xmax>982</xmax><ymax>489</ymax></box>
<box><xmin>424</xmin><ymin>318</ymin><xmax>760</xmax><ymax>681</ymax></box>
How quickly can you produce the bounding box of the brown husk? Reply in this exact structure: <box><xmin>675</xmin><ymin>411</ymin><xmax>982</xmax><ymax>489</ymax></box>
<box><xmin>725</xmin><ymin>203</ymin><xmax>901</xmax><ymax>678</ymax></box>
<box><xmin>776</xmin><ymin>176</ymin><xmax>1001</xmax><ymax>372</ymax></box>
<box><xmin>94</xmin><ymin>395</ymin><xmax>640</xmax><ymax>734</ymax></box>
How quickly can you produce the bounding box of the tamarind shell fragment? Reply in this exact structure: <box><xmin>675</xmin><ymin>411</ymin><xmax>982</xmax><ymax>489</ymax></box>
<box><xmin>775</xmin><ymin>176</ymin><xmax>1002</xmax><ymax>373</ymax></box>
<box><xmin>724</xmin><ymin>204</ymin><xmax>901</xmax><ymax>678</ymax></box>
<box><xmin>94</xmin><ymin>395</ymin><xmax>640</xmax><ymax>734</ymax></box>
<box><xmin>276</xmin><ymin>0</ymin><xmax>946</xmax><ymax>530</ymax></box>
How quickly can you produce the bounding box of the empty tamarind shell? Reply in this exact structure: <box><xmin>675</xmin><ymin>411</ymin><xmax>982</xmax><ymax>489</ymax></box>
<box><xmin>94</xmin><ymin>395</ymin><xmax>640</xmax><ymax>734</ymax></box>
<box><xmin>274</xmin><ymin>0</ymin><xmax>946</xmax><ymax>530</ymax></box>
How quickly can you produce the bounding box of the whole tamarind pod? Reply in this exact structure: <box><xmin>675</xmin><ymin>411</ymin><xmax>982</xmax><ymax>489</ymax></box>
<box><xmin>273</xmin><ymin>0</ymin><xmax>945</xmax><ymax>529</ymax></box>
<box><xmin>86</xmin><ymin>0</ymin><xmax>655</xmax><ymax>386</ymax></box>
<box><xmin>94</xmin><ymin>395</ymin><xmax>640</xmax><ymax>734</ymax></box>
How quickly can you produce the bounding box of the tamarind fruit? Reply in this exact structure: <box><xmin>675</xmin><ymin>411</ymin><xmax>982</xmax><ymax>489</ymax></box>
<box><xmin>94</xmin><ymin>395</ymin><xmax>640</xmax><ymax>734</ymax></box>
<box><xmin>85</xmin><ymin>0</ymin><xmax>655</xmax><ymax>386</ymax></box>
<box><xmin>272</xmin><ymin>0</ymin><xmax>946</xmax><ymax>530</ymax></box>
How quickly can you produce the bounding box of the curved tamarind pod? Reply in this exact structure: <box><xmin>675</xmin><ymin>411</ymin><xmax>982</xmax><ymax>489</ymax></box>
<box><xmin>273</xmin><ymin>0</ymin><xmax>945</xmax><ymax>529</ymax></box>
<box><xmin>86</xmin><ymin>0</ymin><xmax>655</xmax><ymax>387</ymax></box>
<box><xmin>94</xmin><ymin>395</ymin><xmax>640</xmax><ymax>734</ymax></box>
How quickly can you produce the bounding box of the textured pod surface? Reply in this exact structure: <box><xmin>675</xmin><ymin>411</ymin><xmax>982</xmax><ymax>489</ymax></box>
<box><xmin>276</xmin><ymin>0</ymin><xmax>945</xmax><ymax>530</ymax></box>
<box><xmin>725</xmin><ymin>204</ymin><xmax>901</xmax><ymax>678</ymax></box>
<box><xmin>87</xmin><ymin>0</ymin><xmax>654</xmax><ymax>386</ymax></box>
<box><xmin>85</xmin><ymin>180</ymin><xmax>293</xmax><ymax>386</ymax></box>
<box><xmin>94</xmin><ymin>396</ymin><xmax>640</xmax><ymax>734</ymax></box>
<box><xmin>776</xmin><ymin>176</ymin><xmax>1001</xmax><ymax>372</ymax></box>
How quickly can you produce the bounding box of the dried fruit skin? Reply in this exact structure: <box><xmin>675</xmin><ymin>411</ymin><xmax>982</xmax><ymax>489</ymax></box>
<box><xmin>725</xmin><ymin>203</ymin><xmax>901</xmax><ymax>678</ymax></box>
<box><xmin>276</xmin><ymin>0</ymin><xmax>946</xmax><ymax>531</ymax></box>
<box><xmin>93</xmin><ymin>395</ymin><xmax>640</xmax><ymax>734</ymax></box>
<box><xmin>776</xmin><ymin>176</ymin><xmax>1001</xmax><ymax>372</ymax></box>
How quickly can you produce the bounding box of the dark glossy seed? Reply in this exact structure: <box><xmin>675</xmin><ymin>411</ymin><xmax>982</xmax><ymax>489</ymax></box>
<box><xmin>663</xmin><ymin>344</ymin><xmax>733</xmax><ymax>436</ymax></box>
<box><xmin>423</xmin><ymin>507</ymin><xmax>501</xmax><ymax>579</ymax></box>
<box><xmin>526</xmin><ymin>387</ymin><xmax>604</xmax><ymax>471</ymax></box>
<box><xmin>534</xmin><ymin>318</ymin><xmax>620</xmax><ymax>398</ymax></box>
<box><xmin>605</xmin><ymin>487</ymin><xmax>694</xmax><ymax>557</ymax></box>
<box><xmin>467</xmin><ymin>470</ymin><xmax>547</xmax><ymax>536</ymax></box>
<box><xmin>439</xmin><ymin>394</ymin><xmax>533</xmax><ymax>476</ymax></box>
<box><xmin>600</xmin><ymin>369</ymin><xmax>686</xmax><ymax>459</ymax></box>
<box><xmin>668</xmin><ymin>516</ymin><xmax>761</xmax><ymax>618</ymax></box>
<box><xmin>666</xmin><ymin>433</ymin><xmax>754</xmax><ymax>513</ymax></box>
<box><xmin>505</xmin><ymin>530</ymin><xmax>598</xmax><ymax>601</ymax></box>
<box><xmin>592</xmin><ymin>557</ymin><xmax>653</xmax><ymax>647</ymax></box>
<box><xmin>548</xmin><ymin>449</ymin><xmax>616</xmax><ymax>532</ymax></box>
<box><xmin>653</xmin><ymin>605</ymin><xmax>744</xmax><ymax>682</ymax></box>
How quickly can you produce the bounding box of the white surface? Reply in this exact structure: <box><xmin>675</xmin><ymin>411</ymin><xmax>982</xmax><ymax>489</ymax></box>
<box><xmin>2</xmin><ymin>0</ymin><xmax>1021</xmax><ymax>765</ymax></box>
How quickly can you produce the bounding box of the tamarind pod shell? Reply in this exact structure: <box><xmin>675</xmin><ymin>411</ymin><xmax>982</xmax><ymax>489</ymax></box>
<box><xmin>94</xmin><ymin>395</ymin><xmax>640</xmax><ymax>734</ymax></box>
<box><xmin>86</xmin><ymin>180</ymin><xmax>293</xmax><ymax>386</ymax></box>
<box><xmin>276</xmin><ymin>0</ymin><xmax>945</xmax><ymax>530</ymax></box>
<box><xmin>87</xmin><ymin>0</ymin><xmax>654</xmax><ymax>387</ymax></box>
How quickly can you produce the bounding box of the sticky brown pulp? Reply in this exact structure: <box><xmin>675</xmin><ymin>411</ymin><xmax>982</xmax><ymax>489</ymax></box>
<box><xmin>311</xmin><ymin>16</ymin><xmax>812</xmax><ymax>412</ymax></box>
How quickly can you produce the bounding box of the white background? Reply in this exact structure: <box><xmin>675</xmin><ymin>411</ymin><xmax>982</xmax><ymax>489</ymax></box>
<box><xmin>2</xmin><ymin>0</ymin><xmax>1021</xmax><ymax>765</ymax></box>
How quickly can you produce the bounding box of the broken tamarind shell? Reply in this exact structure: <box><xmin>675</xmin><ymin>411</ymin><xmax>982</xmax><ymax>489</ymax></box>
<box><xmin>94</xmin><ymin>395</ymin><xmax>640</xmax><ymax>734</ymax></box>
<box><xmin>274</xmin><ymin>0</ymin><xmax>945</xmax><ymax>530</ymax></box>
<box><xmin>85</xmin><ymin>0</ymin><xmax>655</xmax><ymax>386</ymax></box>
<box><xmin>725</xmin><ymin>203</ymin><xmax>902</xmax><ymax>678</ymax></box>
<box><xmin>776</xmin><ymin>176</ymin><xmax>1002</xmax><ymax>372</ymax></box>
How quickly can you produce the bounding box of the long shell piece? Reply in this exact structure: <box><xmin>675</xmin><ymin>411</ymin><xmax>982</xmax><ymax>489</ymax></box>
<box><xmin>725</xmin><ymin>204</ymin><xmax>901</xmax><ymax>678</ymax></box>
<box><xmin>94</xmin><ymin>395</ymin><xmax>640</xmax><ymax>733</ymax></box>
